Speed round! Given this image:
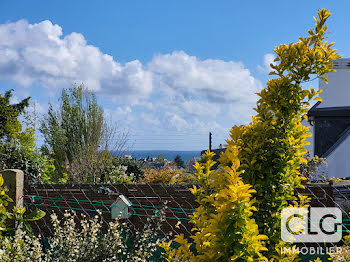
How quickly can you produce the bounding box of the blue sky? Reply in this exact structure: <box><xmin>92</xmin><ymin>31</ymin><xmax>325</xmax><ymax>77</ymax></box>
<box><xmin>0</xmin><ymin>1</ymin><xmax>349</xmax><ymax>150</ymax></box>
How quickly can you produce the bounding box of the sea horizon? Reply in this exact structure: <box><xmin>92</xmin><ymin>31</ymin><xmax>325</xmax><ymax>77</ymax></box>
<box><xmin>122</xmin><ymin>150</ymin><xmax>202</xmax><ymax>162</ymax></box>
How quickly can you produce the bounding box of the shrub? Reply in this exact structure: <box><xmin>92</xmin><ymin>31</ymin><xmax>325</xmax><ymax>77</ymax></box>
<box><xmin>329</xmin><ymin>246</ymin><xmax>350</xmax><ymax>262</ymax></box>
<box><xmin>140</xmin><ymin>168</ymin><xmax>197</xmax><ymax>185</ymax></box>
<box><xmin>162</xmin><ymin>8</ymin><xmax>339</xmax><ymax>261</ymax></box>
<box><xmin>0</xmin><ymin>174</ymin><xmax>45</xmax><ymax>236</ymax></box>
<box><xmin>103</xmin><ymin>165</ymin><xmax>135</xmax><ymax>184</ymax></box>
<box><xmin>217</xmin><ymin>8</ymin><xmax>340</xmax><ymax>253</ymax></box>
<box><xmin>328</xmin><ymin>232</ymin><xmax>350</xmax><ymax>262</ymax></box>
<box><xmin>162</xmin><ymin>150</ymin><xmax>268</xmax><ymax>261</ymax></box>
<box><xmin>112</xmin><ymin>157</ymin><xmax>145</xmax><ymax>182</ymax></box>
<box><xmin>0</xmin><ymin>228</ymin><xmax>44</xmax><ymax>262</ymax></box>
<box><xmin>0</xmin><ymin>174</ymin><xmax>45</xmax><ymax>262</ymax></box>
<box><xmin>0</xmin><ymin>142</ymin><xmax>59</xmax><ymax>183</ymax></box>
<box><xmin>0</xmin><ymin>210</ymin><xmax>167</xmax><ymax>262</ymax></box>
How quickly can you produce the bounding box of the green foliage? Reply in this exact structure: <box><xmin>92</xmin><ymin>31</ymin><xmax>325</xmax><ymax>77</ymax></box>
<box><xmin>0</xmin><ymin>143</ymin><xmax>44</xmax><ymax>180</ymax></box>
<box><xmin>156</xmin><ymin>154</ymin><xmax>166</xmax><ymax>164</ymax></box>
<box><xmin>39</xmin><ymin>156</ymin><xmax>69</xmax><ymax>184</ymax></box>
<box><xmin>0</xmin><ymin>122</ymin><xmax>58</xmax><ymax>182</ymax></box>
<box><xmin>6</xmin><ymin>206</ymin><xmax>45</xmax><ymax>235</ymax></box>
<box><xmin>0</xmin><ymin>229</ymin><xmax>44</xmax><ymax>262</ymax></box>
<box><xmin>0</xmin><ymin>175</ymin><xmax>45</xmax><ymax>262</ymax></box>
<box><xmin>0</xmin><ymin>102</ymin><xmax>58</xmax><ymax>182</ymax></box>
<box><xmin>0</xmin><ymin>175</ymin><xmax>45</xmax><ymax>236</ymax></box>
<box><xmin>0</xmin><ymin>89</ymin><xmax>30</xmax><ymax>141</ymax></box>
<box><xmin>162</xmin><ymin>150</ymin><xmax>268</xmax><ymax>261</ymax></box>
<box><xmin>112</xmin><ymin>157</ymin><xmax>145</xmax><ymax>182</ymax></box>
<box><xmin>219</xmin><ymin>9</ymin><xmax>340</xmax><ymax>253</ymax></box>
<box><xmin>173</xmin><ymin>155</ymin><xmax>185</xmax><ymax>168</ymax></box>
<box><xmin>40</xmin><ymin>85</ymin><xmax>114</xmax><ymax>182</ymax></box>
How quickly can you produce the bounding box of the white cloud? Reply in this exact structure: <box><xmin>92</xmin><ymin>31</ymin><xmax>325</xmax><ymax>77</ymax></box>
<box><xmin>148</xmin><ymin>51</ymin><xmax>261</xmax><ymax>103</ymax></box>
<box><xmin>0</xmin><ymin>20</ymin><xmax>262</xmax><ymax>109</ymax></box>
<box><xmin>0</xmin><ymin>20</ymin><xmax>153</xmax><ymax>102</ymax></box>
<box><xmin>115</xmin><ymin>106</ymin><xmax>132</xmax><ymax>115</ymax></box>
<box><xmin>257</xmin><ymin>53</ymin><xmax>276</xmax><ymax>73</ymax></box>
<box><xmin>0</xmin><ymin>19</ymin><xmax>267</xmax><ymax>149</ymax></box>
<box><xmin>180</xmin><ymin>100</ymin><xmax>220</xmax><ymax>117</ymax></box>
<box><xmin>164</xmin><ymin>113</ymin><xmax>190</xmax><ymax>131</ymax></box>
<box><xmin>140</xmin><ymin>113</ymin><xmax>160</xmax><ymax>125</ymax></box>
<box><xmin>227</xmin><ymin>102</ymin><xmax>255</xmax><ymax>124</ymax></box>
<box><xmin>30</xmin><ymin>101</ymin><xmax>47</xmax><ymax>115</ymax></box>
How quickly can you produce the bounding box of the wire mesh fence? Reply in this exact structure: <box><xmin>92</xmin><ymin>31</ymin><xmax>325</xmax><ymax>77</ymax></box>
<box><xmin>23</xmin><ymin>177</ymin><xmax>198</xmax><ymax>238</ymax></box>
<box><xmin>18</xmin><ymin>174</ymin><xmax>350</xmax><ymax>261</ymax></box>
<box><xmin>279</xmin><ymin>181</ymin><xmax>350</xmax><ymax>260</ymax></box>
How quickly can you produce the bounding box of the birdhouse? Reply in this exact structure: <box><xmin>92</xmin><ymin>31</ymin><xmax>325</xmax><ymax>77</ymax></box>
<box><xmin>111</xmin><ymin>195</ymin><xmax>132</xmax><ymax>219</ymax></box>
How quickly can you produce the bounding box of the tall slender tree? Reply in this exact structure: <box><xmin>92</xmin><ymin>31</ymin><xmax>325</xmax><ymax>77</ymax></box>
<box><xmin>40</xmin><ymin>85</ymin><xmax>127</xmax><ymax>182</ymax></box>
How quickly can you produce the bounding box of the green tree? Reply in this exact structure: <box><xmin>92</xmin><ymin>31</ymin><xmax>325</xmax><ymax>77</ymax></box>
<box><xmin>174</xmin><ymin>154</ymin><xmax>184</xmax><ymax>168</ymax></box>
<box><xmin>0</xmin><ymin>90</ymin><xmax>49</xmax><ymax>180</ymax></box>
<box><xmin>40</xmin><ymin>85</ymin><xmax>126</xmax><ymax>182</ymax></box>
<box><xmin>0</xmin><ymin>89</ymin><xmax>30</xmax><ymax>141</ymax></box>
<box><xmin>156</xmin><ymin>154</ymin><xmax>165</xmax><ymax>164</ymax></box>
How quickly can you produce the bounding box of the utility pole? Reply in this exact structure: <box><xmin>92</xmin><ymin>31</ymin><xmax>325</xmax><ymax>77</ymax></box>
<box><xmin>209</xmin><ymin>132</ymin><xmax>212</xmax><ymax>151</ymax></box>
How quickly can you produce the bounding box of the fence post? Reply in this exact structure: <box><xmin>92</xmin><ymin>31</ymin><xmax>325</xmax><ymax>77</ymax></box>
<box><xmin>0</xmin><ymin>169</ymin><xmax>24</xmax><ymax>210</ymax></box>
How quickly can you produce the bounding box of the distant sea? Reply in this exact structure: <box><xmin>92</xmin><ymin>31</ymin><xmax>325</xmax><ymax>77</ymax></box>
<box><xmin>127</xmin><ymin>150</ymin><xmax>201</xmax><ymax>162</ymax></box>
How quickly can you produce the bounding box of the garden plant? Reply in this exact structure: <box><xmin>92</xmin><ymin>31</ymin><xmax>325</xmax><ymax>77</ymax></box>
<box><xmin>162</xmin><ymin>8</ymin><xmax>341</xmax><ymax>261</ymax></box>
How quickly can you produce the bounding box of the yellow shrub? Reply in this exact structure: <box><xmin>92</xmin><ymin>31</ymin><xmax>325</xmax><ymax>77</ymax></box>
<box><xmin>162</xmin><ymin>150</ymin><xmax>268</xmax><ymax>261</ymax></box>
<box><xmin>162</xmin><ymin>8</ymin><xmax>340</xmax><ymax>261</ymax></box>
<box><xmin>218</xmin><ymin>8</ymin><xmax>340</xmax><ymax>254</ymax></box>
<box><xmin>140</xmin><ymin>168</ymin><xmax>197</xmax><ymax>185</ymax></box>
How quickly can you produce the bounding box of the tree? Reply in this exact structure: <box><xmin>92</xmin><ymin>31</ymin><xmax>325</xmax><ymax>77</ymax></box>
<box><xmin>162</xmin><ymin>9</ymin><xmax>340</xmax><ymax>260</ymax></box>
<box><xmin>156</xmin><ymin>154</ymin><xmax>165</xmax><ymax>164</ymax></box>
<box><xmin>0</xmin><ymin>89</ymin><xmax>30</xmax><ymax>141</ymax></box>
<box><xmin>173</xmin><ymin>154</ymin><xmax>184</xmax><ymax>168</ymax></box>
<box><xmin>219</xmin><ymin>9</ymin><xmax>340</xmax><ymax>253</ymax></box>
<box><xmin>40</xmin><ymin>85</ymin><xmax>127</xmax><ymax>182</ymax></box>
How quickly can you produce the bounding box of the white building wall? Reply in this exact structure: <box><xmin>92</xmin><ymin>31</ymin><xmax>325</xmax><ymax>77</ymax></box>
<box><xmin>319</xmin><ymin>59</ymin><xmax>350</xmax><ymax>108</ymax></box>
<box><xmin>324</xmin><ymin>134</ymin><xmax>350</xmax><ymax>179</ymax></box>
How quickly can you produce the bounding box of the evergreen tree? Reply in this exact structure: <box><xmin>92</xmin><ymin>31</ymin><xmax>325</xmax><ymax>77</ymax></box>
<box><xmin>0</xmin><ymin>89</ymin><xmax>30</xmax><ymax>141</ymax></box>
<box><xmin>174</xmin><ymin>154</ymin><xmax>184</xmax><ymax>168</ymax></box>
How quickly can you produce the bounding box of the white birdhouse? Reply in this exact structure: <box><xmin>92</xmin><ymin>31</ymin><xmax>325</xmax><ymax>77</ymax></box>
<box><xmin>111</xmin><ymin>195</ymin><xmax>133</xmax><ymax>219</ymax></box>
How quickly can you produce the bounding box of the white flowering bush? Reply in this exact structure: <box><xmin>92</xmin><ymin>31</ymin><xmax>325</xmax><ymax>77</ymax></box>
<box><xmin>0</xmin><ymin>228</ymin><xmax>44</xmax><ymax>262</ymax></box>
<box><xmin>0</xmin><ymin>210</ymin><xmax>167</xmax><ymax>262</ymax></box>
<box><xmin>104</xmin><ymin>165</ymin><xmax>135</xmax><ymax>184</ymax></box>
<box><xmin>329</xmin><ymin>232</ymin><xmax>350</xmax><ymax>262</ymax></box>
<box><xmin>330</xmin><ymin>246</ymin><xmax>350</xmax><ymax>262</ymax></box>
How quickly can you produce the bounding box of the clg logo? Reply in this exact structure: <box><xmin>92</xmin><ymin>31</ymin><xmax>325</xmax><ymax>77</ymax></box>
<box><xmin>281</xmin><ymin>207</ymin><xmax>342</xmax><ymax>243</ymax></box>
